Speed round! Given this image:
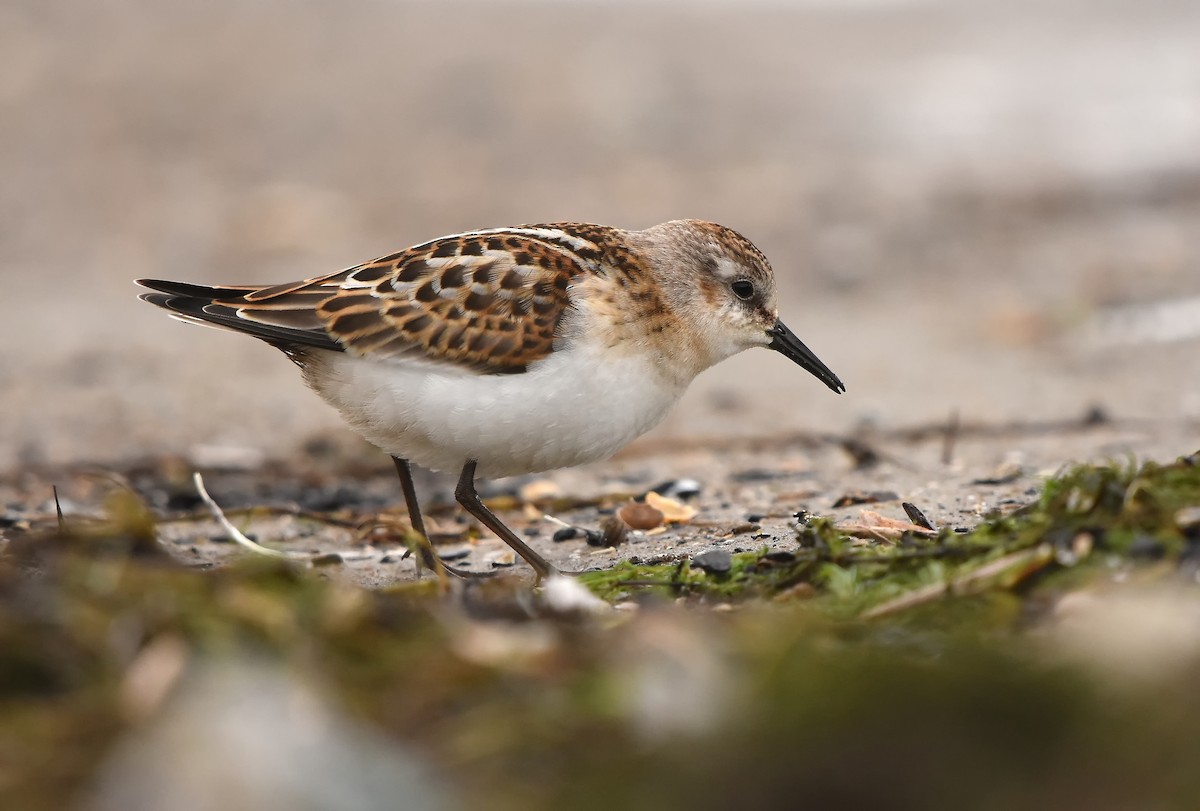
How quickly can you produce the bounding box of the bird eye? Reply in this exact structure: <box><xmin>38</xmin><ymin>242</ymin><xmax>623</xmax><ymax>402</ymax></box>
<box><xmin>731</xmin><ymin>280</ymin><xmax>754</xmax><ymax>300</ymax></box>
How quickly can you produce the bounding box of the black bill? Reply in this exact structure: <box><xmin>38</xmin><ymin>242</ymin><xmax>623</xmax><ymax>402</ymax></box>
<box><xmin>767</xmin><ymin>320</ymin><xmax>845</xmax><ymax>394</ymax></box>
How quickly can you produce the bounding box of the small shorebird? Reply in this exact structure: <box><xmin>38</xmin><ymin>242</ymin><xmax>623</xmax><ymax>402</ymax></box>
<box><xmin>138</xmin><ymin>220</ymin><xmax>844</xmax><ymax>580</ymax></box>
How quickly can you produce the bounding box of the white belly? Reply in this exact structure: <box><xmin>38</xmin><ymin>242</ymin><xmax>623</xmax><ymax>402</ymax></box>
<box><xmin>300</xmin><ymin>341</ymin><xmax>686</xmax><ymax>478</ymax></box>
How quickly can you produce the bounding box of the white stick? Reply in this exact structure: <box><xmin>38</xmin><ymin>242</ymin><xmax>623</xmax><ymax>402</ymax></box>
<box><xmin>193</xmin><ymin>472</ymin><xmax>305</xmax><ymax>561</ymax></box>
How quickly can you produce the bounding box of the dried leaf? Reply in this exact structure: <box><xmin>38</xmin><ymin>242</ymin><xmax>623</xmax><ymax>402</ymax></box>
<box><xmin>645</xmin><ymin>491</ymin><xmax>698</xmax><ymax>523</ymax></box>
<box><xmin>836</xmin><ymin>509</ymin><xmax>938</xmax><ymax>541</ymax></box>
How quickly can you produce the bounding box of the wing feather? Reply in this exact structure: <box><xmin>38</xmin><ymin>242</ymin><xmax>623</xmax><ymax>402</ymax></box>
<box><xmin>137</xmin><ymin>224</ymin><xmax>615</xmax><ymax>374</ymax></box>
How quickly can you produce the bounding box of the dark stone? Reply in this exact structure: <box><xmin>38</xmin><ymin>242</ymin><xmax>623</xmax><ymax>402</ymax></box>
<box><xmin>692</xmin><ymin>549</ymin><xmax>733</xmax><ymax>575</ymax></box>
<box><xmin>839</xmin><ymin>438</ymin><xmax>882</xmax><ymax>469</ymax></box>
<box><xmin>165</xmin><ymin>488</ymin><xmax>204</xmax><ymax>510</ymax></box>
<box><xmin>299</xmin><ymin>485</ymin><xmax>367</xmax><ymax>512</ymax></box>
<box><xmin>730</xmin><ymin>468</ymin><xmax>785</xmax><ymax>482</ymax></box>
<box><xmin>1081</xmin><ymin>404</ymin><xmax>1109</xmax><ymax>425</ymax></box>
<box><xmin>648</xmin><ymin>478</ymin><xmax>703</xmax><ymax>500</ymax></box>
<box><xmin>1128</xmin><ymin>535</ymin><xmax>1166</xmax><ymax>560</ymax></box>
<box><xmin>598</xmin><ymin>517</ymin><xmax>628</xmax><ymax>548</ymax></box>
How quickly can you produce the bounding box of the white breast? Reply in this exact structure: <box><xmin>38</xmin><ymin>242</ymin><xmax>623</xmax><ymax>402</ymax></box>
<box><xmin>300</xmin><ymin>337</ymin><xmax>688</xmax><ymax>478</ymax></box>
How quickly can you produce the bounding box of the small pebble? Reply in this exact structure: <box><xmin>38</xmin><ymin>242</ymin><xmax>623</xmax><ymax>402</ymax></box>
<box><xmin>165</xmin><ymin>491</ymin><xmax>204</xmax><ymax>511</ymax></box>
<box><xmin>839</xmin><ymin>438</ymin><xmax>882</xmax><ymax>469</ymax></box>
<box><xmin>1128</xmin><ymin>535</ymin><xmax>1166</xmax><ymax>560</ymax></box>
<box><xmin>1081</xmin><ymin>404</ymin><xmax>1109</xmax><ymax>425</ymax></box>
<box><xmin>730</xmin><ymin>468</ymin><xmax>784</xmax><ymax>483</ymax></box>
<box><xmin>692</xmin><ymin>549</ymin><xmax>733</xmax><ymax>575</ymax></box>
<box><xmin>649</xmin><ymin>478</ymin><xmax>703</xmax><ymax>500</ymax></box>
<box><xmin>598</xmin><ymin>516</ymin><xmax>628</xmax><ymax>548</ymax></box>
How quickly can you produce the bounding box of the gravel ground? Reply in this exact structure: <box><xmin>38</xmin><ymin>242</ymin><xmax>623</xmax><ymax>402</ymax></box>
<box><xmin>5</xmin><ymin>413</ymin><xmax>1190</xmax><ymax>584</ymax></box>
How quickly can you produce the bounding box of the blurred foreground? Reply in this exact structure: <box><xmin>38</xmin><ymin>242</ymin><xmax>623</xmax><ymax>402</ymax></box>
<box><xmin>3</xmin><ymin>454</ymin><xmax>1200</xmax><ymax>809</ymax></box>
<box><xmin>2</xmin><ymin>0</ymin><xmax>1198</xmax><ymax>468</ymax></box>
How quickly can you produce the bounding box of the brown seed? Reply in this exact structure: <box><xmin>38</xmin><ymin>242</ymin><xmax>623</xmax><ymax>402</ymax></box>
<box><xmin>618</xmin><ymin>501</ymin><xmax>665</xmax><ymax>530</ymax></box>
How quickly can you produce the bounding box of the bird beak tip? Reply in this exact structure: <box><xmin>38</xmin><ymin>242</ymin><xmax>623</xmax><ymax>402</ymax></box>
<box><xmin>767</xmin><ymin>320</ymin><xmax>845</xmax><ymax>395</ymax></box>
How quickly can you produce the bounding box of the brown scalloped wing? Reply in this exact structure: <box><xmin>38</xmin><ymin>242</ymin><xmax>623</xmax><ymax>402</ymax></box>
<box><xmin>231</xmin><ymin>229</ymin><xmax>599</xmax><ymax>373</ymax></box>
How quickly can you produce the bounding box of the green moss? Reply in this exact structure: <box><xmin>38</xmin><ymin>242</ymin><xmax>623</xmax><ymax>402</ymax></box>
<box><xmin>577</xmin><ymin>453</ymin><xmax>1200</xmax><ymax>620</ymax></box>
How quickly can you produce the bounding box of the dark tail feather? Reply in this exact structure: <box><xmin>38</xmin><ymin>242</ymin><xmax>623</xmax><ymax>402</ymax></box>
<box><xmin>136</xmin><ymin>278</ymin><xmax>263</xmax><ymax>301</ymax></box>
<box><xmin>137</xmin><ymin>286</ymin><xmax>342</xmax><ymax>353</ymax></box>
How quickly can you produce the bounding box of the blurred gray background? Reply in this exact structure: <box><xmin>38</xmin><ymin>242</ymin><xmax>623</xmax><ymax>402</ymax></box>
<box><xmin>3</xmin><ymin>0</ymin><xmax>1198</xmax><ymax>470</ymax></box>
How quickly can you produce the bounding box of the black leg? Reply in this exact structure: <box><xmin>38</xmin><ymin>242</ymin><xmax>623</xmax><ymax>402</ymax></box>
<box><xmin>392</xmin><ymin>457</ymin><xmax>494</xmax><ymax>581</ymax></box>
<box><xmin>392</xmin><ymin>457</ymin><xmax>430</xmax><ymax>540</ymax></box>
<box><xmin>455</xmin><ymin>460</ymin><xmax>557</xmax><ymax>582</ymax></box>
<box><xmin>391</xmin><ymin>456</ymin><xmax>445</xmax><ymax>578</ymax></box>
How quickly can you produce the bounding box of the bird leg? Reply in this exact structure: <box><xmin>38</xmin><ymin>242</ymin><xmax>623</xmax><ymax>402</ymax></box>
<box><xmin>391</xmin><ymin>456</ymin><xmax>482</xmax><ymax>582</ymax></box>
<box><xmin>455</xmin><ymin>460</ymin><xmax>558</xmax><ymax>582</ymax></box>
